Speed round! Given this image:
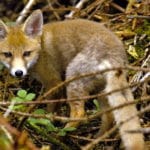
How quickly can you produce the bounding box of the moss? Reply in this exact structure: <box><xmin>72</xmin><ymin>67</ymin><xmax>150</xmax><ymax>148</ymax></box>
<box><xmin>127</xmin><ymin>20</ymin><xmax>149</xmax><ymax>63</ymax></box>
<box><xmin>128</xmin><ymin>70</ymin><xmax>136</xmax><ymax>77</ymax></box>
<box><xmin>135</xmin><ymin>45</ymin><xmax>145</xmax><ymax>57</ymax></box>
<box><xmin>135</xmin><ymin>20</ymin><xmax>150</xmax><ymax>36</ymax></box>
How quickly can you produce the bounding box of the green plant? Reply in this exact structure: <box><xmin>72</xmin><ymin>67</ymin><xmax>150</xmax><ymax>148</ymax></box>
<box><xmin>93</xmin><ymin>99</ymin><xmax>100</xmax><ymax>111</ymax></box>
<box><xmin>27</xmin><ymin>109</ymin><xmax>76</xmax><ymax>136</ymax></box>
<box><xmin>11</xmin><ymin>89</ymin><xmax>36</xmax><ymax>111</ymax></box>
<box><xmin>0</xmin><ymin>63</ymin><xmax>4</xmax><ymax>73</ymax></box>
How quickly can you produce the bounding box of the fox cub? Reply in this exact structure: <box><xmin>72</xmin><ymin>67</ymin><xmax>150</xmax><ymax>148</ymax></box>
<box><xmin>0</xmin><ymin>10</ymin><xmax>145</xmax><ymax>149</ymax></box>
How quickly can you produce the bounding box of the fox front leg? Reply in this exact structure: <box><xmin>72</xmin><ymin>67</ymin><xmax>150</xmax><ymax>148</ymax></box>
<box><xmin>65</xmin><ymin>80</ymin><xmax>87</xmax><ymax>128</ymax></box>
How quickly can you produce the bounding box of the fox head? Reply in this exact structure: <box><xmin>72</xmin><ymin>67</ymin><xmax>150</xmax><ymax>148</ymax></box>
<box><xmin>0</xmin><ymin>10</ymin><xmax>43</xmax><ymax>77</ymax></box>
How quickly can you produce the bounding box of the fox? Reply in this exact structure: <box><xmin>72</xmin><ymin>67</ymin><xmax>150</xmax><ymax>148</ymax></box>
<box><xmin>0</xmin><ymin>10</ymin><xmax>145</xmax><ymax>149</ymax></box>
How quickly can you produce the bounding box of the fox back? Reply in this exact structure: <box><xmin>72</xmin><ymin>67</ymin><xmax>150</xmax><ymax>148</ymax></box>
<box><xmin>0</xmin><ymin>10</ymin><xmax>145</xmax><ymax>150</ymax></box>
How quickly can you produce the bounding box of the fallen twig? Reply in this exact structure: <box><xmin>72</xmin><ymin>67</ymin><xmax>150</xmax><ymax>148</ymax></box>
<box><xmin>16</xmin><ymin>0</ymin><xmax>37</xmax><ymax>24</ymax></box>
<box><xmin>65</xmin><ymin>0</ymin><xmax>88</xmax><ymax>19</ymax></box>
<box><xmin>82</xmin><ymin>104</ymin><xmax>150</xmax><ymax>150</ymax></box>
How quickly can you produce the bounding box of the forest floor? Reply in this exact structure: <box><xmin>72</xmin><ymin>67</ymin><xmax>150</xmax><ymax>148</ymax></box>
<box><xmin>0</xmin><ymin>0</ymin><xmax>149</xmax><ymax>150</ymax></box>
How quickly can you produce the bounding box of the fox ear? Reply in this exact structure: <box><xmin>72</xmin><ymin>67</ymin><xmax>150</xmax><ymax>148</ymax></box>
<box><xmin>22</xmin><ymin>10</ymin><xmax>43</xmax><ymax>37</ymax></box>
<box><xmin>0</xmin><ymin>20</ymin><xmax>8</xmax><ymax>39</ymax></box>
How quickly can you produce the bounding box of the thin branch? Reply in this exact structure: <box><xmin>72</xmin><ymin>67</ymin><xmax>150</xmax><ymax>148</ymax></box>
<box><xmin>3</xmin><ymin>101</ymin><xmax>16</xmax><ymax>118</ymax></box>
<box><xmin>41</xmin><ymin>65</ymin><xmax>150</xmax><ymax>100</ymax></box>
<box><xmin>110</xmin><ymin>2</ymin><xmax>125</xmax><ymax>13</ymax></box>
<box><xmin>87</xmin><ymin>96</ymin><xmax>150</xmax><ymax>122</ymax></box>
<box><xmin>46</xmin><ymin>0</ymin><xmax>61</xmax><ymax>20</ymax></box>
<box><xmin>82</xmin><ymin>104</ymin><xmax>150</xmax><ymax>150</ymax></box>
<box><xmin>70</xmin><ymin>134</ymin><xmax>118</xmax><ymax>142</ymax></box>
<box><xmin>127</xmin><ymin>15</ymin><xmax>150</xmax><ymax>19</ymax></box>
<box><xmin>42</xmin><ymin>6</ymin><xmax>78</xmax><ymax>13</ymax></box>
<box><xmin>0</xmin><ymin>116</ymin><xmax>39</xmax><ymax>150</ymax></box>
<box><xmin>0</xmin><ymin>96</ymin><xmax>149</xmax><ymax>123</ymax></box>
<box><xmin>16</xmin><ymin>0</ymin><xmax>36</xmax><ymax>24</ymax></box>
<box><xmin>16</xmin><ymin>65</ymin><xmax>150</xmax><ymax>129</ymax></box>
<box><xmin>131</xmin><ymin>51</ymin><xmax>150</xmax><ymax>91</ymax></box>
<box><xmin>81</xmin><ymin>125</ymin><xmax>118</xmax><ymax>150</ymax></box>
<box><xmin>126</xmin><ymin>127</ymin><xmax>150</xmax><ymax>134</ymax></box>
<box><xmin>80</xmin><ymin>0</ymin><xmax>110</xmax><ymax>17</ymax></box>
<box><xmin>0</xmin><ymin>79</ymin><xmax>149</xmax><ymax>107</ymax></box>
<box><xmin>65</xmin><ymin>0</ymin><xmax>88</xmax><ymax>19</ymax></box>
<box><xmin>126</xmin><ymin>0</ymin><xmax>136</xmax><ymax>13</ymax></box>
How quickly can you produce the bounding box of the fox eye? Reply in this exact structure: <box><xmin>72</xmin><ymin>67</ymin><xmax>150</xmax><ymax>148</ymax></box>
<box><xmin>3</xmin><ymin>52</ymin><xmax>12</xmax><ymax>58</ymax></box>
<box><xmin>23</xmin><ymin>51</ymin><xmax>31</xmax><ymax>57</ymax></box>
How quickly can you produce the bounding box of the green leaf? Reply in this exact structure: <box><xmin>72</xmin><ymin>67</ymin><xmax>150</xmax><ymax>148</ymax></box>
<box><xmin>17</xmin><ymin>90</ymin><xmax>27</xmax><ymax>98</ymax></box>
<box><xmin>12</xmin><ymin>97</ymin><xmax>23</xmax><ymax>102</ymax></box>
<box><xmin>28</xmin><ymin>117</ymin><xmax>38</xmax><ymax>124</ymax></box>
<box><xmin>57</xmin><ymin>130</ymin><xmax>66</xmax><ymax>136</ymax></box>
<box><xmin>37</xmin><ymin>118</ymin><xmax>50</xmax><ymax>126</ymax></box>
<box><xmin>27</xmin><ymin>118</ymin><xmax>41</xmax><ymax>130</ymax></box>
<box><xmin>27</xmin><ymin>116</ymin><xmax>57</xmax><ymax>132</ymax></box>
<box><xmin>93</xmin><ymin>99</ymin><xmax>100</xmax><ymax>111</ymax></box>
<box><xmin>33</xmin><ymin>109</ymin><xmax>46</xmax><ymax>114</ymax></box>
<box><xmin>0</xmin><ymin>63</ymin><xmax>4</xmax><ymax>72</ymax></box>
<box><xmin>57</xmin><ymin>127</ymin><xmax>76</xmax><ymax>136</ymax></box>
<box><xmin>11</xmin><ymin>96</ymin><xmax>25</xmax><ymax>111</ymax></box>
<box><xmin>34</xmin><ymin>118</ymin><xmax>57</xmax><ymax>131</ymax></box>
<box><xmin>63</xmin><ymin>127</ymin><xmax>76</xmax><ymax>132</ymax></box>
<box><xmin>27</xmin><ymin>109</ymin><xmax>57</xmax><ymax>132</ymax></box>
<box><xmin>13</xmin><ymin>105</ymin><xmax>25</xmax><ymax>111</ymax></box>
<box><xmin>46</xmin><ymin>121</ymin><xmax>57</xmax><ymax>132</ymax></box>
<box><xmin>127</xmin><ymin>45</ymin><xmax>139</xmax><ymax>59</ymax></box>
<box><xmin>25</xmin><ymin>93</ymin><xmax>36</xmax><ymax>101</ymax></box>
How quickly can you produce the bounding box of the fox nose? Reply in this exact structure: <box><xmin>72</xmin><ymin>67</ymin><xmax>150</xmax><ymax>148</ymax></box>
<box><xmin>15</xmin><ymin>70</ymin><xmax>23</xmax><ymax>77</ymax></box>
